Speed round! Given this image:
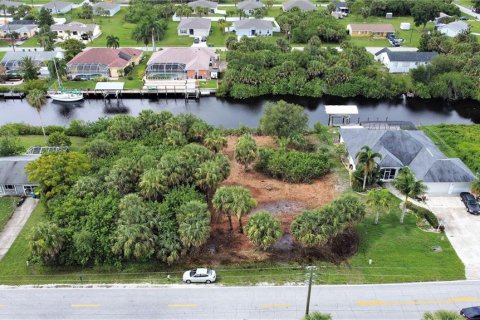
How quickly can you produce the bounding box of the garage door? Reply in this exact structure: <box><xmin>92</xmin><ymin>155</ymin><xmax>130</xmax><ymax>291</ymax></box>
<box><xmin>426</xmin><ymin>182</ymin><xmax>472</xmax><ymax>195</ymax></box>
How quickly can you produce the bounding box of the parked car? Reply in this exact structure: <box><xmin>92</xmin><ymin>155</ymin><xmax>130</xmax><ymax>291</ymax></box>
<box><xmin>193</xmin><ymin>37</ymin><xmax>200</xmax><ymax>44</ymax></box>
<box><xmin>460</xmin><ymin>16</ymin><xmax>469</xmax><ymax>20</ymax></box>
<box><xmin>19</xmin><ymin>36</ymin><xmax>28</xmax><ymax>41</ymax></box>
<box><xmin>201</xmin><ymin>36</ymin><xmax>207</xmax><ymax>42</ymax></box>
<box><xmin>460</xmin><ymin>192</ymin><xmax>480</xmax><ymax>215</ymax></box>
<box><xmin>460</xmin><ymin>306</ymin><xmax>480</xmax><ymax>319</ymax></box>
<box><xmin>183</xmin><ymin>268</ymin><xmax>216</xmax><ymax>284</ymax></box>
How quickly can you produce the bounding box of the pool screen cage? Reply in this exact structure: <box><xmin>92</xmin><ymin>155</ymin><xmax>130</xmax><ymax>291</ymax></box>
<box><xmin>68</xmin><ymin>63</ymin><xmax>109</xmax><ymax>79</ymax></box>
<box><xmin>146</xmin><ymin>63</ymin><xmax>187</xmax><ymax>80</ymax></box>
<box><xmin>1</xmin><ymin>58</ymin><xmax>43</xmax><ymax>69</ymax></box>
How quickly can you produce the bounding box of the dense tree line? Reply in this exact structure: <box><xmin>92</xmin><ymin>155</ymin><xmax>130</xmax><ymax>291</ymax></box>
<box><xmin>25</xmin><ymin>111</ymin><xmax>233</xmax><ymax>266</ymax></box>
<box><xmin>276</xmin><ymin>11</ymin><xmax>346</xmax><ymax>44</ymax></box>
<box><xmin>219</xmin><ymin>37</ymin><xmax>407</xmax><ymax>99</ymax></box>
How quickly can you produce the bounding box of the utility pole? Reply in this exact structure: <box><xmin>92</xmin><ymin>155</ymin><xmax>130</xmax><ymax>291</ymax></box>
<box><xmin>305</xmin><ymin>266</ymin><xmax>316</xmax><ymax>316</ymax></box>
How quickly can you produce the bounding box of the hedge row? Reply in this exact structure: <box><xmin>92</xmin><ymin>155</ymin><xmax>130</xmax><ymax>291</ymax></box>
<box><xmin>406</xmin><ymin>202</ymin><xmax>440</xmax><ymax>229</ymax></box>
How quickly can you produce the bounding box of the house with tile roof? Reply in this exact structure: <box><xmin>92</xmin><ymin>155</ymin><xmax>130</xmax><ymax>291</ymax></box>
<box><xmin>51</xmin><ymin>21</ymin><xmax>101</xmax><ymax>42</ymax></box>
<box><xmin>374</xmin><ymin>48</ymin><xmax>438</xmax><ymax>73</ymax></box>
<box><xmin>340</xmin><ymin>127</ymin><xmax>476</xmax><ymax>194</ymax></box>
<box><xmin>67</xmin><ymin>48</ymin><xmax>143</xmax><ymax>80</ymax></box>
<box><xmin>177</xmin><ymin>17</ymin><xmax>211</xmax><ymax>37</ymax></box>
<box><xmin>42</xmin><ymin>1</ymin><xmax>73</xmax><ymax>14</ymax></box>
<box><xmin>282</xmin><ymin>0</ymin><xmax>316</xmax><ymax>12</ymax></box>
<box><xmin>347</xmin><ymin>23</ymin><xmax>395</xmax><ymax>38</ymax></box>
<box><xmin>145</xmin><ymin>47</ymin><xmax>219</xmax><ymax>80</ymax></box>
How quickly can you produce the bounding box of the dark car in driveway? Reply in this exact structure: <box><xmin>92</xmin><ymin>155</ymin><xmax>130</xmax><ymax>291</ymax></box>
<box><xmin>460</xmin><ymin>192</ymin><xmax>480</xmax><ymax>215</ymax></box>
<box><xmin>461</xmin><ymin>306</ymin><xmax>480</xmax><ymax>319</ymax></box>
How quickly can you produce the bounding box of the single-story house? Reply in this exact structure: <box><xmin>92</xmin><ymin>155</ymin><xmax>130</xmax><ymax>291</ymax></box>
<box><xmin>0</xmin><ymin>155</ymin><xmax>40</xmax><ymax>197</ymax></box>
<box><xmin>177</xmin><ymin>17</ymin><xmax>211</xmax><ymax>37</ymax></box>
<box><xmin>347</xmin><ymin>23</ymin><xmax>395</xmax><ymax>38</ymax></box>
<box><xmin>374</xmin><ymin>48</ymin><xmax>438</xmax><ymax>73</ymax></box>
<box><xmin>238</xmin><ymin>0</ymin><xmax>264</xmax><ymax>15</ymax></box>
<box><xmin>0</xmin><ymin>23</ymin><xmax>37</xmax><ymax>39</ymax></box>
<box><xmin>67</xmin><ymin>47</ymin><xmax>142</xmax><ymax>80</ymax></box>
<box><xmin>42</xmin><ymin>1</ymin><xmax>73</xmax><ymax>14</ymax></box>
<box><xmin>93</xmin><ymin>2</ymin><xmax>121</xmax><ymax>17</ymax></box>
<box><xmin>434</xmin><ymin>12</ymin><xmax>451</xmax><ymax>25</ymax></box>
<box><xmin>51</xmin><ymin>22</ymin><xmax>101</xmax><ymax>42</ymax></box>
<box><xmin>0</xmin><ymin>0</ymin><xmax>22</xmax><ymax>9</ymax></box>
<box><xmin>188</xmin><ymin>0</ymin><xmax>218</xmax><ymax>13</ymax></box>
<box><xmin>146</xmin><ymin>47</ymin><xmax>218</xmax><ymax>80</ymax></box>
<box><xmin>437</xmin><ymin>21</ymin><xmax>469</xmax><ymax>37</ymax></box>
<box><xmin>232</xmin><ymin>19</ymin><xmax>273</xmax><ymax>37</ymax></box>
<box><xmin>0</xmin><ymin>51</ymin><xmax>63</xmax><ymax>77</ymax></box>
<box><xmin>340</xmin><ymin>127</ymin><xmax>477</xmax><ymax>195</ymax></box>
<box><xmin>282</xmin><ymin>0</ymin><xmax>316</xmax><ymax>11</ymax></box>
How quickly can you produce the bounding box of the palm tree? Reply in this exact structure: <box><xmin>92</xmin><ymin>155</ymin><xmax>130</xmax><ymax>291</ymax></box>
<box><xmin>21</xmin><ymin>56</ymin><xmax>39</xmax><ymax>81</ymax></box>
<box><xmin>106</xmin><ymin>35</ymin><xmax>120</xmax><ymax>49</ymax></box>
<box><xmin>177</xmin><ymin>200</ymin><xmax>211</xmax><ymax>249</ymax></box>
<box><xmin>394</xmin><ymin>167</ymin><xmax>427</xmax><ymax>224</ymax></box>
<box><xmin>422</xmin><ymin>310</ymin><xmax>463</xmax><ymax>320</ymax></box>
<box><xmin>132</xmin><ymin>17</ymin><xmax>165</xmax><ymax>51</ymax></box>
<box><xmin>28</xmin><ymin>222</ymin><xmax>65</xmax><ymax>264</ymax></box>
<box><xmin>355</xmin><ymin>145</ymin><xmax>382</xmax><ymax>191</ymax></box>
<box><xmin>204</xmin><ymin>131</ymin><xmax>227</xmax><ymax>153</ymax></box>
<box><xmin>195</xmin><ymin>160</ymin><xmax>226</xmax><ymax>205</ymax></box>
<box><xmin>139</xmin><ymin>168</ymin><xmax>168</xmax><ymax>200</ymax></box>
<box><xmin>7</xmin><ymin>31</ymin><xmax>19</xmax><ymax>52</ymax></box>
<box><xmin>26</xmin><ymin>89</ymin><xmax>47</xmax><ymax>143</ymax></box>
<box><xmin>213</xmin><ymin>186</ymin><xmax>256</xmax><ymax>233</ymax></box>
<box><xmin>471</xmin><ymin>178</ymin><xmax>480</xmax><ymax>199</ymax></box>
<box><xmin>366</xmin><ymin>189</ymin><xmax>391</xmax><ymax>225</ymax></box>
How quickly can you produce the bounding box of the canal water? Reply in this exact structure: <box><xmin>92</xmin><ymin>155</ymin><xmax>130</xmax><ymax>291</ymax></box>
<box><xmin>1</xmin><ymin>95</ymin><xmax>479</xmax><ymax>128</ymax></box>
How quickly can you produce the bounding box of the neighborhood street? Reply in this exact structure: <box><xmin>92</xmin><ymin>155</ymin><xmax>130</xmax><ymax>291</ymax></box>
<box><xmin>0</xmin><ymin>281</ymin><xmax>479</xmax><ymax>319</ymax></box>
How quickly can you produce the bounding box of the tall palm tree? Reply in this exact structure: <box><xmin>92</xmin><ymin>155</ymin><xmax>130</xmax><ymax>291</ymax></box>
<box><xmin>132</xmin><ymin>17</ymin><xmax>165</xmax><ymax>51</ymax></box>
<box><xmin>213</xmin><ymin>186</ymin><xmax>256</xmax><ymax>233</ymax></box>
<box><xmin>355</xmin><ymin>145</ymin><xmax>382</xmax><ymax>191</ymax></box>
<box><xmin>106</xmin><ymin>35</ymin><xmax>120</xmax><ymax>49</ymax></box>
<box><xmin>366</xmin><ymin>189</ymin><xmax>391</xmax><ymax>225</ymax></box>
<box><xmin>21</xmin><ymin>56</ymin><xmax>39</xmax><ymax>81</ymax></box>
<box><xmin>26</xmin><ymin>89</ymin><xmax>47</xmax><ymax>143</ymax></box>
<box><xmin>195</xmin><ymin>160</ymin><xmax>225</xmax><ymax>205</ymax></box>
<box><xmin>394</xmin><ymin>167</ymin><xmax>427</xmax><ymax>224</ymax></box>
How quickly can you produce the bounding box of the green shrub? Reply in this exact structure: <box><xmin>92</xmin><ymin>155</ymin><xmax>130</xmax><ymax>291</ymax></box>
<box><xmin>406</xmin><ymin>202</ymin><xmax>439</xmax><ymax>229</ymax></box>
<box><xmin>47</xmin><ymin>132</ymin><xmax>72</xmax><ymax>147</ymax></box>
<box><xmin>255</xmin><ymin>148</ymin><xmax>331</xmax><ymax>183</ymax></box>
<box><xmin>66</xmin><ymin>120</ymin><xmax>90</xmax><ymax>137</ymax></box>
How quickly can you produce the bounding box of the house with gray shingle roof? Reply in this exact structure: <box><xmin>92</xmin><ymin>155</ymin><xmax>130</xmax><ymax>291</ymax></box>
<box><xmin>51</xmin><ymin>21</ymin><xmax>101</xmax><ymax>42</ymax></box>
<box><xmin>0</xmin><ymin>51</ymin><xmax>63</xmax><ymax>77</ymax></box>
<box><xmin>232</xmin><ymin>19</ymin><xmax>273</xmax><ymax>37</ymax></box>
<box><xmin>237</xmin><ymin>0</ymin><xmax>264</xmax><ymax>15</ymax></box>
<box><xmin>0</xmin><ymin>0</ymin><xmax>22</xmax><ymax>9</ymax></box>
<box><xmin>188</xmin><ymin>0</ymin><xmax>218</xmax><ymax>13</ymax></box>
<box><xmin>177</xmin><ymin>17</ymin><xmax>211</xmax><ymax>37</ymax></box>
<box><xmin>93</xmin><ymin>2</ymin><xmax>120</xmax><ymax>16</ymax></box>
<box><xmin>0</xmin><ymin>23</ymin><xmax>38</xmax><ymax>39</ymax></box>
<box><xmin>282</xmin><ymin>0</ymin><xmax>316</xmax><ymax>12</ymax></box>
<box><xmin>0</xmin><ymin>155</ymin><xmax>40</xmax><ymax>197</ymax></box>
<box><xmin>340</xmin><ymin>127</ymin><xmax>476</xmax><ymax>194</ymax></box>
<box><xmin>374</xmin><ymin>48</ymin><xmax>438</xmax><ymax>73</ymax></box>
<box><xmin>42</xmin><ymin>1</ymin><xmax>73</xmax><ymax>14</ymax></box>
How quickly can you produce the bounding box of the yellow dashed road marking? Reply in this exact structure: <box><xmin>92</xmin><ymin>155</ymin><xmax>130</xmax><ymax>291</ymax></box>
<box><xmin>357</xmin><ymin>296</ymin><xmax>480</xmax><ymax>307</ymax></box>
<box><xmin>167</xmin><ymin>304</ymin><xmax>198</xmax><ymax>308</ymax></box>
<box><xmin>71</xmin><ymin>304</ymin><xmax>100</xmax><ymax>308</ymax></box>
<box><xmin>261</xmin><ymin>303</ymin><xmax>291</xmax><ymax>308</ymax></box>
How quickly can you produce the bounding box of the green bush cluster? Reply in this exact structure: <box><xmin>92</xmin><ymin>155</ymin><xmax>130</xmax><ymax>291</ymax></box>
<box><xmin>255</xmin><ymin>148</ymin><xmax>332</xmax><ymax>183</ymax></box>
<box><xmin>406</xmin><ymin>202</ymin><xmax>439</xmax><ymax>229</ymax></box>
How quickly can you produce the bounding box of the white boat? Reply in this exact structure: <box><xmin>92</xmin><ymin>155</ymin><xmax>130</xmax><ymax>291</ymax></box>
<box><xmin>49</xmin><ymin>58</ymin><xmax>83</xmax><ymax>102</ymax></box>
<box><xmin>49</xmin><ymin>90</ymin><xmax>84</xmax><ymax>102</ymax></box>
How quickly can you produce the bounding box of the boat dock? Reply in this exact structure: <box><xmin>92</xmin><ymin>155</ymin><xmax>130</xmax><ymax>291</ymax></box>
<box><xmin>0</xmin><ymin>91</ymin><xmax>26</xmax><ymax>99</ymax></box>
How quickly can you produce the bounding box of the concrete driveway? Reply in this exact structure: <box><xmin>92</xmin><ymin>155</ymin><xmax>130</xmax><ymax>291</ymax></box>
<box><xmin>427</xmin><ymin>196</ymin><xmax>480</xmax><ymax>279</ymax></box>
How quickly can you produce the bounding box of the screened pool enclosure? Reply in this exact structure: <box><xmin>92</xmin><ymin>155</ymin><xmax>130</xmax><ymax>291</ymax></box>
<box><xmin>145</xmin><ymin>62</ymin><xmax>187</xmax><ymax>80</ymax></box>
<box><xmin>67</xmin><ymin>63</ymin><xmax>110</xmax><ymax>80</ymax></box>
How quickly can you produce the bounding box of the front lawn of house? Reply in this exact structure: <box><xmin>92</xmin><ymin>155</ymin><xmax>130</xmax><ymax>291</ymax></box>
<box><xmin>0</xmin><ymin>197</ymin><xmax>19</xmax><ymax>233</ymax></box>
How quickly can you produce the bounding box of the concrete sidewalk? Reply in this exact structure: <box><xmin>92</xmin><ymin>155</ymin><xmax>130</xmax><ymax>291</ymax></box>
<box><xmin>0</xmin><ymin>198</ymin><xmax>38</xmax><ymax>261</ymax></box>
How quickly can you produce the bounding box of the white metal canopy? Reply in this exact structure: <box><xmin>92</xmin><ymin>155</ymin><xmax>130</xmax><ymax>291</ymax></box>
<box><xmin>324</xmin><ymin>105</ymin><xmax>359</xmax><ymax>115</ymax></box>
<box><xmin>95</xmin><ymin>82</ymin><xmax>125</xmax><ymax>90</ymax></box>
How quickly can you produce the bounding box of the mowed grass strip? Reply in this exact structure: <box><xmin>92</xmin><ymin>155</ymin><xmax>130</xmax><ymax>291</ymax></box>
<box><xmin>0</xmin><ymin>197</ymin><xmax>19</xmax><ymax>232</ymax></box>
<box><xmin>0</xmin><ymin>192</ymin><xmax>464</xmax><ymax>285</ymax></box>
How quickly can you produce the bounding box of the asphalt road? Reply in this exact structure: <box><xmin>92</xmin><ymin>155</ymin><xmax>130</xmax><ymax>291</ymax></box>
<box><xmin>1</xmin><ymin>281</ymin><xmax>479</xmax><ymax>319</ymax></box>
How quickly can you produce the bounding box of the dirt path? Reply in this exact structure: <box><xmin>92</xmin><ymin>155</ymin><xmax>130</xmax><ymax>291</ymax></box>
<box><xmin>0</xmin><ymin>197</ymin><xmax>38</xmax><ymax>261</ymax></box>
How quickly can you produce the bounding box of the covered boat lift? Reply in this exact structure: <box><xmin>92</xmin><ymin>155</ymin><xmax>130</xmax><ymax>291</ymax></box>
<box><xmin>324</xmin><ymin>105</ymin><xmax>359</xmax><ymax>126</ymax></box>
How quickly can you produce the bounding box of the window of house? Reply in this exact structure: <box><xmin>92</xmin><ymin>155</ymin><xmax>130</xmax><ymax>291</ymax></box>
<box><xmin>73</xmin><ymin>31</ymin><xmax>78</xmax><ymax>35</ymax></box>
<box><xmin>380</xmin><ymin>168</ymin><xmax>397</xmax><ymax>180</ymax></box>
<box><xmin>4</xmin><ymin>185</ymin><xmax>15</xmax><ymax>190</ymax></box>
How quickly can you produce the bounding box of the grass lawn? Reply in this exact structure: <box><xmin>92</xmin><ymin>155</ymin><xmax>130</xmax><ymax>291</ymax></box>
<box><xmin>0</xmin><ymin>197</ymin><xmax>19</xmax><ymax>233</ymax></box>
<box><xmin>0</xmin><ymin>52</ymin><xmax>5</xmax><ymax>60</ymax></box>
<box><xmin>420</xmin><ymin>124</ymin><xmax>480</xmax><ymax>173</ymax></box>
<box><xmin>208</xmin><ymin>22</ymin><xmax>228</xmax><ymax>46</ymax></box>
<box><xmin>19</xmin><ymin>37</ymin><xmax>40</xmax><ymax>47</ymax></box>
<box><xmin>454</xmin><ymin>0</ymin><xmax>473</xmax><ymax>8</ymax></box>
<box><xmin>0</xmin><ymin>192</ymin><xmax>464</xmax><ymax>285</ymax></box>
<box><xmin>338</xmin><ymin>15</ymin><xmax>435</xmax><ymax>48</ymax></box>
<box><xmin>199</xmin><ymin>79</ymin><xmax>218</xmax><ymax>89</ymax></box>
<box><xmin>0</xmin><ymin>40</ymin><xmax>10</xmax><ymax>47</ymax></box>
<box><xmin>17</xmin><ymin>135</ymin><xmax>87</xmax><ymax>152</ymax></box>
<box><xmin>468</xmin><ymin>20</ymin><xmax>480</xmax><ymax>33</ymax></box>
